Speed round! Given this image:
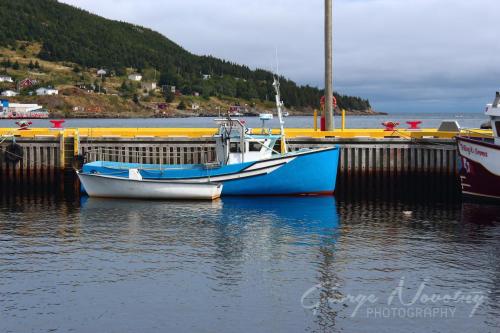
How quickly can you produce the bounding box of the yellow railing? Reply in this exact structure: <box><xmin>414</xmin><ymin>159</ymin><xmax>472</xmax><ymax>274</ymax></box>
<box><xmin>0</xmin><ymin>127</ymin><xmax>493</xmax><ymax>139</ymax></box>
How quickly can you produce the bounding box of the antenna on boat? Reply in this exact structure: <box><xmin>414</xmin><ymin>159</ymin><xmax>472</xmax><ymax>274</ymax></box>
<box><xmin>493</xmin><ymin>91</ymin><xmax>500</xmax><ymax>108</ymax></box>
<box><xmin>273</xmin><ymin>50</ymin><xmax>288</xmax><ymax>154</ymax></box>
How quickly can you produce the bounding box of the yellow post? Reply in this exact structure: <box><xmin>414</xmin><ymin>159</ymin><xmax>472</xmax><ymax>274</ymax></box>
<box><xmin>59</xmin><ymin>130</ymin><xmax>65</xmax><ymax>170</ymax></box>
<box><xmin>313</xmin><ymin>109</ymin><xmax>318</xmax><ymax>131</ymax></box>
<box><xmin>73</xmin><ymin>130</ymin><xmax>80</xmax><ymax>157</ymax></box>
<box><xmin>342</xmin><ymin>109</ymin><xmax>346</xmax><ymax>131</ymax></box>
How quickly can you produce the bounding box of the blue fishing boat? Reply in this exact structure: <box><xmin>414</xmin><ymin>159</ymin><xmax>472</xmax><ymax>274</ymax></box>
<box><xmin>80</xmin><ymin>78</ymin><xmax>340</xmax><ymax>196</ymax></box>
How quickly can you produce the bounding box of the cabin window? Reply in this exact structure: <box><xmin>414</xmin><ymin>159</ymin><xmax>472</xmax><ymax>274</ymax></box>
<box><xmin>230</xmin><ymin>143</ymin><xmax>241</xmax><ymax>153</ymax></box>
<box><xmin>249</xmin><ymin>142</ymin><xmax>263</xmax><ymax>152</ymax></box>
<box><xmin>495</xmin><ymin>121</ymin><xmax>500</xmax><ymax>136</ymax></box>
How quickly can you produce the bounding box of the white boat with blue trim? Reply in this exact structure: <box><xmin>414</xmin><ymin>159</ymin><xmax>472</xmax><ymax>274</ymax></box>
<box><xmin>77</xmin><ymin>169</ymin><xmax>223</xmax><ymax>200</ymax></box>
<box><xmin>79</xmin><ymin>78</ymin><xmax>340</xmax><ymax>196</ymax></box>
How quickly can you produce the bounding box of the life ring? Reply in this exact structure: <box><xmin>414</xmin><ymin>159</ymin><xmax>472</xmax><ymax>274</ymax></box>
<box><xmin>320</xmin><ymin>95</ymin><xmax>338</xmax><ymax>108</ymax></box>
<box><xmin>4</xmin><ymin>143</ymin><xmax>24</xmax><ymax>163</ymax></box>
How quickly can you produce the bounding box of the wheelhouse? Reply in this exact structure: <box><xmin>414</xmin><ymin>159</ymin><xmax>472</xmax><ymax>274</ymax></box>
<box><xmin>214</xmin><ymin>118</ymin><xmax>280</xmax><ymax>165</ymax></box>
<box><xmin>485</xmin><ymin>91</ymin><xmax>500</xmax><ymax>145</ymax></box>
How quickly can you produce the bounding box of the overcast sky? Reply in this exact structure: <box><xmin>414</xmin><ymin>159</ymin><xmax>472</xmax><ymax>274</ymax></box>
<box><xmin>60</xmin><ymin>0</ymin><xmax>500</xmax><ymax>113</ymax></box>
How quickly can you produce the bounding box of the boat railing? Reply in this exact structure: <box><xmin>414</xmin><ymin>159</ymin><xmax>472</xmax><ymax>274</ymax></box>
<box><xmin>83</xmin><ymin>146</ymin><xmax>218</xmax><ymax>170</ymax></box>
<box><xmin>459</xmin><ymin>128</ymin><xmax>494</xmax><ymax>142</ymax></box>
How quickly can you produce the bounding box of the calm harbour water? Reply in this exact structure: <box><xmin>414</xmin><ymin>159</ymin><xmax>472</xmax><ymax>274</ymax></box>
<box><xmin>0</xmin><ymin>191</ymin><xmax>499</xmax><ymax>333</ymax></box>
<box><xmin>0</xmin><ymin>112</ymin><xmax>489</xmax><ymax>129</ymax></box>
<box><xmin>1</xmin><ymin>112</ymin><xmax>498</xmax><ymax>332</ymax></box>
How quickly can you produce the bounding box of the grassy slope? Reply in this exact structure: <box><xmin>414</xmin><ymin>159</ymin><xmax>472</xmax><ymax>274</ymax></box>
<box><xmin>0</xmin><ymin>0</ymin><xmax>375</xmax><ymax>114</ymax></box>
<box><xmin>1</xmin><ymin>43</ymin><xmax>381</xmax><ymax>117</ymax></box>
<box><xmin>0</xmin><ymin>44</ymin><xmax>285</xmax><ymax>118</ymax></box>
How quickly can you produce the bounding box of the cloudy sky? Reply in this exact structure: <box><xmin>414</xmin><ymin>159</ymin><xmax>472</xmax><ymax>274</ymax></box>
<box><xmin>60</xmin><ymin>0</ymin><xmax>500</xmax><ymax>113</ymax></box>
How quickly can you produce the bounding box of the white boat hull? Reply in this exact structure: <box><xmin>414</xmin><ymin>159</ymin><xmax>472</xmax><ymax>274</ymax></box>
<box><xmin>78</xmin><ymin>172</ymin><xmax>222</xmax><ymax>200</ymax></box>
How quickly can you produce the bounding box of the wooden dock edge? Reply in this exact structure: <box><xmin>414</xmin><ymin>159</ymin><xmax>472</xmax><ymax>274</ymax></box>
<box><xmin>0</xmin><ymin>136</ymin><xmax>460</xmax><ymax>188</ymax></box>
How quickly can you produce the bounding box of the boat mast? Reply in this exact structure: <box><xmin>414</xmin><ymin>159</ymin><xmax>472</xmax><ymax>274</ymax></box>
<box><xmin>273</xmin><ymin>77</ymin><xmax>288</xmax><ymax>154</ymax></box>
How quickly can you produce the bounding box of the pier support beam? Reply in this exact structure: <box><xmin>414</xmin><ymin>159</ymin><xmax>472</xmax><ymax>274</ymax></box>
<box><xmin>325</xmin><ymin>0</ymin><xmax>334</xmax><ymax>131</ymax></box>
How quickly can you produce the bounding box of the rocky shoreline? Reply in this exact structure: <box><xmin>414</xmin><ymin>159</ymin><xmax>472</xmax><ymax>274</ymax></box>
<box><xmin>55</xmin><ymin>109</ymin><xmax>387</xmax><ymax>119</ymax></box>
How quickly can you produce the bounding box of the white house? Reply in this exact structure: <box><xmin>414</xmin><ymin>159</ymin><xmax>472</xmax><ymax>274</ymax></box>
<box><xmin>202</xmin><ymin>74</ymin><xmax>212</xmax><ymax>80</ymax></box>
<box><xmin>36</xmin><ymin>87</ymin><xmax>59</xmax><ymax>96</ymax></box>
<box><xmin>97</xmin><ymin>69</ymin><xmax>107</xmax><ymax>76</ymax></box>
<box><xmin>141</xmin><ymin>82</ymin><xmax>157</xmax><ymax>92</ymax></box>
<box><xmin>1</xmin><ymin>90</ymin><xmax>18</xmax><ymax>97</ymax></box>
<box><xmin>0</xmin><ymin>76</ymin><xmax>13</xmax><ymax>83</ymax></box>
<box><xmin>128</xmin><ymin>73</ymin><xmax>143</xmax><ymax>81</ymax></box>
<box><xmin>8</xmin><ymin>103</ymin><xmax>43</xmax><ymax>113</ymax></box>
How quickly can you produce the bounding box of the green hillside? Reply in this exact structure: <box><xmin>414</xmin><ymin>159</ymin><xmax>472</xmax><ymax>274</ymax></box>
<box><xmin>0</xmin><ymin>0</ymin><xmax>372</xmax><ymax>112</ymax></box>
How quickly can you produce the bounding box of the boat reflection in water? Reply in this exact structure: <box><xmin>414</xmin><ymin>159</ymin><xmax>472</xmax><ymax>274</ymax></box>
<box><xmin>461</xmin><ymin>202</ymin><xmax>500</xmax><ymax>226</ymax></box>
<box><xmin>218</xmin><ymin>196</ymin><xmax>339</xmax><ymax>235</ymax></box>
<box><xmin>79</xmin><ymin>195</ymin><xmax>340</xmax><ymax>239</ymax></box>
<box><xmin>3</xmin><ymin>191</ymin><xmax>500</xmax><ymax>332</ymax></box>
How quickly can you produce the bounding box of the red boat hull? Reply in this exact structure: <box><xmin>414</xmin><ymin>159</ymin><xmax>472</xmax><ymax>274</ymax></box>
<box><xmin>457</xmin><ymin>137</ymin><xmax>500</xmax><ymax>201</ymax></box>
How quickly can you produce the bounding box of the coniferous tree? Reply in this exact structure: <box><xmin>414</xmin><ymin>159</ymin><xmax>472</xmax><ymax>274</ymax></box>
<box><xmin>177</xmin><ymin>100</ymin><xmax>186</xmax><ymax>110</ymax></box>
<box><xmin>164</xmin><ymin>90</ymin><xmax>175</xmax><ymax>103</ymax></box>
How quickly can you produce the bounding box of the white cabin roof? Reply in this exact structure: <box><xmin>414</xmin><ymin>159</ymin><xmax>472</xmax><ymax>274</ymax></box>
<box><xmin>1</xmin><ymin>90</ymin><xmax>18</xmax><ymax>96</ymax></box>
<box><xmin>486</xmin><ymin>91</ymin><xmax>500</xmax><ymax>117</ymax></box>
<box><xmin>9</xmin><ymin>103</ymin><xmax>42</xmax><ymax>108</ymax></box>
<box><xmin>128</xmin><ymin>74</ymin><xmax>142</xmax><ymax>80</ymax></box>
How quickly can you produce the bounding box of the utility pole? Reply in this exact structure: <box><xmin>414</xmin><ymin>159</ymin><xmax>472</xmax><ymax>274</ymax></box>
<box><xmin>325</xmin><ymin>0</ymin><xmax>334</xmax><ymax>130</ymax></box>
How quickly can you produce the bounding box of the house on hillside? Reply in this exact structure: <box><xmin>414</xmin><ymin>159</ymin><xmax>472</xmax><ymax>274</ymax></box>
<box><xmin>1</xmin><ymin>90</ymin><xmax>18</xmax><ymax>97</ymax></box>
<box><xmin>97</xmin><ymin>69</ymin><xmax>107</xmax><ymax>76</ymax></box>
<box><xmin>202</xmin><ymin>74</ymin><xmax>211</xmax><ymax>80</ymax></box>
<box><xmin>7</xmin><ymin>103</ymin><xmax>44</xmax><ymax>113</ymax></box>
<box><xmin>229</xmin><ymin>105</ymin><xmax>246</xmax><ymax>116</ymax></box>
<box><xmin>128</xmin><ymin>73</ymin><xmax>142</xmax><ymax>81</ymax></box>
<box><xmin>0</xmin><ymin>76</ymin><xmax>13</xmax><ymax>83</ymax></box>
<box><xmin>20</xmin><ymin>78</ymin><xmax>38</xmax><ymax>89</ymax></box>
<box><xmin>141</xmin><ymin>82</ymin><xmax>157</xmax><ymax>92</ymax></box>
<box><xmin>75</xmin><ymin>82</ymin><xmax>95</xmax><ymax>93</ymax></box>
<box><xmin>36</xmin><ymin>87</ymin><xmax>59</xmax><ymax>96</ymax></box>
